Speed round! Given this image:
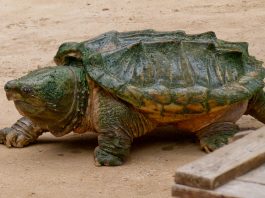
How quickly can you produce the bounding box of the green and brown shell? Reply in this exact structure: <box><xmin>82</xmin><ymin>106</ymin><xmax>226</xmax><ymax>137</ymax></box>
<box><xmin>54</xmin><ymin>30</ymin><xmax>265</xmax><ymax>118</ymax></box>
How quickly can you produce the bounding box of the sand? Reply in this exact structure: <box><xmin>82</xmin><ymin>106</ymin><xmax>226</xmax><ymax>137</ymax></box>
<box><xmin>0</xmin><ymin>0</ymin><xmax>264</xmax><ymax>197</ymax></box>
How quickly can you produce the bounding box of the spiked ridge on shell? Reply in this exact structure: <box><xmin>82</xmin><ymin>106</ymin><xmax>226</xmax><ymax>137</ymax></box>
<box><xmin>54</xmin><ymin>30</ymin><xmax>265</xmax><ymax>118</ymax></box>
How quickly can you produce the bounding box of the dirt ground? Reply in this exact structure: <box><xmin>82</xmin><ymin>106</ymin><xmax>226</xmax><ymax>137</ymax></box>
<box><xmin>0</xmin><ymin>0</ymin><xmax>265</xmax><ymax>197</ymax></box>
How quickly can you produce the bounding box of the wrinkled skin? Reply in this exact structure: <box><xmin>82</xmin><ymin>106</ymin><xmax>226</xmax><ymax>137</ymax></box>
<box><xmin>4</xmin><ymin>66</ymin><xmax>87</xmax><ymax>136</ymax></box>
<box><xmin>0</xmin><ymin>66</ymin><xmax>87</xmax><ymax>146</ymax></box>
<box><xmin>1</xmin><ymin>64</ymin><xmax>265</xmax><ymax>166</ymax></box>
<box><xmin>1</xmin><ymin>65</ymin><xmax>265</xmax><ymax>166</ymax></box>
<box><xmin>1</xmin><ymin>30</ymin><xmax>265</xmax><ymax>166</ymax></box>
<box><xmin>0</xmin><ymin>66</ymin><xmax>156</xmax><ymax>166</ymax></box>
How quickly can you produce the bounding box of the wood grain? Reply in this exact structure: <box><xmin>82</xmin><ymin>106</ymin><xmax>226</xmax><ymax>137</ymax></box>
<box><xmin>172</xmin><ymin>179</ymin><xmax>265</xmax><ymax>198</ymax></box>
<box><xmin>237</xmin><ymin>163</ymin><xmax>265</xmax><ymax>185</ymax></box>
<box><xmin>172</xmin><ymin>184</ymin><xmax>238</xmax><ymax>198</ymax></box>
<box><xmin>175</xmin><ymin>126</ymin><xmax>265</xmax><ymax>189</ymax></box>
<box><xmin>216</xmin><ymin>180</ymin><xmax>265</xmax><ymax>198</ymax></box>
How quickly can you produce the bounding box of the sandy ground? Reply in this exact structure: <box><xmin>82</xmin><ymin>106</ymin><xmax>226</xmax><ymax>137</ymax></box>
<box><xmin>0</xmin><ymin>0</ymin><xmax>265</xmax><ymax>197</ymax></box>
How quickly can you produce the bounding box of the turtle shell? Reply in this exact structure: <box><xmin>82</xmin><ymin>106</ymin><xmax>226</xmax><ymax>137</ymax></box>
<box><xmin>54</xmin><ymin>30</ymin><xmax>265</xmax><ymax>116</ymax></box>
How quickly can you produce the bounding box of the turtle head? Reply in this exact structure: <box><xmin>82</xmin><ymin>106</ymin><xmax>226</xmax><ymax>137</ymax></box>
<box><xmin>4</xmin><ymin>66</ymin><xmax>88</xmax><ymax>136</ymax></box>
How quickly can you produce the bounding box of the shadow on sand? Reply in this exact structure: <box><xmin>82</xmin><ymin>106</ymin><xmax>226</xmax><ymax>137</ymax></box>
<box><xmin>34</xmin><ymin>126</ymin><xmax>197</xmax><ymax>154</ymax></box>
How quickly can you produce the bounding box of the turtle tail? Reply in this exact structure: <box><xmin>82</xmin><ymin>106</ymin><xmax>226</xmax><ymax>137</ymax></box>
<box><xmin>246</xmin><ymin>88</ymin><xmax>265</xmax><ymax>123</ymax></box>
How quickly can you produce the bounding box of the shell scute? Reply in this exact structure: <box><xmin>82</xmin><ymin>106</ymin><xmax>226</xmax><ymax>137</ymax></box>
<box><xmin>54</xmin><ymin>30</ymin><xmax>265</xmax><ymax>115</ymax></box>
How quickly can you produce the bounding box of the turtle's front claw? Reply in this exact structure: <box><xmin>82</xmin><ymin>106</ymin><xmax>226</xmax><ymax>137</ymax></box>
<box><xmin>0</xmin><ymin>127</ymin><xmax>12</xmax><ymax>144</ymax></box>
<box><xmin>0</xmin><ymin>117</ymin><xmax>44</xmax><ymax>148</ymax></box>
<box><xmin>0</xmin><ymin>127</ymin><xmax>31</xmax><ymax>148</ymax></box>
<box><xmin>201</xmin><ymin>144</ymin><xmax>212</xmax><ymax>153</ymax></box>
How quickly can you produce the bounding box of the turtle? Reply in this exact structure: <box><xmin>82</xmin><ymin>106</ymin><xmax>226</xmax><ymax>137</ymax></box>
<box><xmin>1</xmin><ymin>29</ymin><xmax>265</xmax><ymax>166</ymax></box>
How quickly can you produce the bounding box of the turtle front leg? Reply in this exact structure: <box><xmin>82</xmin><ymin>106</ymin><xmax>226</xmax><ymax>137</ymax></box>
<box><xmin>93</xmin><ymin>89</ymin><xmax>156</xmax><ymax>166</ymax></box>
<box><xmin>94</xmin><ymin>132</ymin><xmax>132</xmax><ymax>166</ymax></box>
<box><xmin>0</xmin><ymin>117</ymin><xmax>45</xmax><ymax>148</ymax></box>
<box><xmin>197</xmin><ymin>122</ymin><xmax>239</xmax><ymax>152</ymax></box>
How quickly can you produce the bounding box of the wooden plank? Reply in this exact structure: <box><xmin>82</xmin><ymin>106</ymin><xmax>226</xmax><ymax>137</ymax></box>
<box><xmin>172</xmin><ymin>179</ymin><xmax>265</xmax><ymax>198</ymax></box>
<box><xmin>216</xmin><ymin>180</ymin><xmax>265</xmax><ymax>198</ymax></box>
<box><xmin>173</xmin><ymin>164</ymin><xmax>265</xmax><ymax>198</ymax></box>
<box><xmin>175</xmin><ymin>126</ymin><xmax>265</xmax><ymax>189</ymax></box>
<box><xmin>236</xmin><ymin>163</ymin><xmax>265</xmax><ymax>185</ymax></box>
<box><xmin>172</xmin><ymin>184</ymin><xmax>238</xmax><ymax>198</ymax></box>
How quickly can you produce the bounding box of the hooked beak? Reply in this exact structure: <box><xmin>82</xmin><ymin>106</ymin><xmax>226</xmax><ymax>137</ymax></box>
<box><xmin>4</xmin><ymin>80</ymin><xmax>22</xmax><ymax>101</ymax></box>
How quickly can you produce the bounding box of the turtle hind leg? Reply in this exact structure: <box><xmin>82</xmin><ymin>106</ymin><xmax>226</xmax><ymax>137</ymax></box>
<box><xmin>247</xmin><ymin>89</ymin><xmax>265</xmax><ymax>123</ymax></box>
<box><xmin>197</xmin><ymin>122</ymin><xmax>239</xmax><ymax>152</ymax></box>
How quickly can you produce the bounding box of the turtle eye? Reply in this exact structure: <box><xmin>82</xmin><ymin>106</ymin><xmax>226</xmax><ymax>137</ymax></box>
<box><xmin>21</xmin><ymin>86</ymin><xmax>33</xmax><ymax>94</ymax></box>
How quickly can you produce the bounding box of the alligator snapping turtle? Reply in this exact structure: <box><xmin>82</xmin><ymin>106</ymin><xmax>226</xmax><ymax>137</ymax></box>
<box><xmin>1</xmin><ymin>30</ymin><xmax>265</xmax><ymax>166</ymax></box>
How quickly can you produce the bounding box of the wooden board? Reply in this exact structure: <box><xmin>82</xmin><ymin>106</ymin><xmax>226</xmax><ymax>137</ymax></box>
<box><xmin>172</xmin><ymin>163</ymin><xmax>265</xmax><ymax>198</ymax></box>
<box><xmin>175</xmin><ymin>126</ymin><xmax>265</xmax><ymax>189</ymax></box>
<box><xmin>237</xmin><ymin>162</ymin><xmax>265</xmax><ymax>185</ymax></box>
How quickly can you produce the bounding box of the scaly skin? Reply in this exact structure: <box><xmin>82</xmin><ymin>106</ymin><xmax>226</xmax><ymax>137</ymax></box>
<box><xmin>91</xmin><ymin>85</ymin><xmax>156</xmax><ymax>166</ymax></box>
<box><xmin>197</xmin><ymin>122</ymin><xmax>239</xmax><ymax>152</ymax></box>
<box><xmin>0</xmin><ymin>29</ymin><xmax>260</xmax><ymax>166</ymax></box>
<box><xmin>2</xmin><ymin>67</ymin><xmax>265</xmax><ymax>166</ymax></box>
<box><xmin>0</xmin><ymin>117</ymin><xmax>44</xmax><ymax>148</ymax></box>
